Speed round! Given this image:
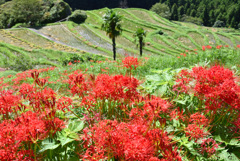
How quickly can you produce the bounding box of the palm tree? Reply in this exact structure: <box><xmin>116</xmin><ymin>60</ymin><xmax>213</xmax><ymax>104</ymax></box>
<box><xmin>102</xmin><ymin>9</ymin><xmax>122</xmax><ymax>60</ymax></box>
<box><xmin>134</xmin><ymin>28</ymin><xmax>146</xmax><ymax>57</ymax></box>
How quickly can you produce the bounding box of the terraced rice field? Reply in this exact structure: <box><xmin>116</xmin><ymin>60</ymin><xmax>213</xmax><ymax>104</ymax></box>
<box><xmin>1</xmin><ymin>8</ymin><xmax>240</xmax><ymax>68</ymax></box>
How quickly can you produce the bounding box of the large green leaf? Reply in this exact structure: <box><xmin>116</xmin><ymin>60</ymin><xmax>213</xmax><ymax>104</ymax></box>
<box><xmin>39</xmin><ymin>138</ymin><xmax>60</xmax><ymax>152</ymax></box>
<box><xmin>68</xmin><ymin>120</ymin><xmax>84</xmax><ymax>133</ymax></box>
<box><xmin>56</xmin><ymin>130</ymin><xmax>76</xmax><ymax>147</ymax></box>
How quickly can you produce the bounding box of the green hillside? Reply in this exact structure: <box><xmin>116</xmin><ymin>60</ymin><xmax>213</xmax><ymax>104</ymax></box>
<box><xmin>0</xmin><ymin>8</ymin><xmax>240</xmax><ymax>70</ymax></box>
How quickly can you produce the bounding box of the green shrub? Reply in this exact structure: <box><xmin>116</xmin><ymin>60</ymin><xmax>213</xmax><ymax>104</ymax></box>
<box><xmin>9</xmin><ymin>54</ymin><xmax>34</xmax><ymax>71</ymax></box>
<box><xmin>155</xmin><ymin>29</ymin><xmax>164</xmax><ymax>35</ymax></box>
<box><xmin>11</xmin><ymin>23</ymin><xmax>30</xmax><ymax>28</ymax></box>
<box><xmin>43</xmin><ymin>1</ymin><xmax>72</xmax><ymax>23</ymax></box>
<box><xmin>0</xmin><ymin>0</ymin><xmax>5</xmax><ymax>5</ymax></box>
<box><xmin>180</xmin><ymin>14</ymin><xmax>203</xmax><ymax>25</ymax></box>
<box><xmin>68</xmin><ymin>10</ymin><xmax>87</xmax><ymax>24</ymax></box>
<box><xmin>61</xmin><ymin>53</ymin><xmax>106</xmax><ymax>66</ymax></box>
<box><xmin>213</xmin><ymin>20</ymin><xmax>225</xmax><ymax>28</ymax></box>
<box><xmin>150</xmin><ymin>3</ymin><xmax>171</xmax><ymax>19</ymax></box>
<box><xmin>0</xmin><ymin>0</ymin><xmax>72</xmax><ymax>29</ymax></box>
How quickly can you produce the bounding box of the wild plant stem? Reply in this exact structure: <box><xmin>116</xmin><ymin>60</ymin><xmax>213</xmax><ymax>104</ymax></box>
<box><xmin>34</xmin><ymin>143</ymin><xmax>37</xmax><ymax>161</ymax></box>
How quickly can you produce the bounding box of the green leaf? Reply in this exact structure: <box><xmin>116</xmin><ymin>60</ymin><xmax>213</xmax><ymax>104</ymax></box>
<box><xmin>68</xmin><ymin>120</ymin><xmax>84</xmax><ymax>133</ymax></box>
<box><xmin>56</xmin><ymin>131</ymin><xmax>75</xmax><ymax>147</ymax></box>
<box><xmin>217</xmin><ymin>150</ymin><xmax>240</xmax><ymax>161</ymax></box>
<box><xmin>39</xmin><ymin>138</ymin><xmax>60</xmax><ymax>152</ymax></box>
<box><xmin>229</xmin><ymin>139</ymin><xmax>240</xmax><ymax>147</ymax></box>
<box><xmin>173</xmin><ymin>119</ymin><xmax>180</xmax><ymax>128</ymax></box>
<box><xmin>60</xmin><ymin>137</ymin><xmax>75</xmax><ymax>147</ymax></box>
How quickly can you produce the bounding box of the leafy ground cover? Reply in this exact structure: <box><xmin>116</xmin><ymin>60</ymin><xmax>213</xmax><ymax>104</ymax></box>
<box><xmin>1</xmin><ymin>46</ymin><xmax>240</xmax><ymax>160</ymax></box>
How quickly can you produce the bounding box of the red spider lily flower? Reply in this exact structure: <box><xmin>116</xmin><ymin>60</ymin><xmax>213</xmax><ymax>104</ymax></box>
<box><xmin>149</xmin><ymin>157</ymin><xmax>161</xmax><ymax>161</ymax></box>
<box><xmin>0</xmin><ymin>120</ymin><xmax>34</xmax><ymax>160</ymax></box>
<box><xmin>174</xmin><ymin>65</ymin><xmax>240</xmax><ymax>111</ymax></box>
<box><xmin>183</xmin><ymin>53</ymin><xmax>186</xmax><ymax>57</ymax></box>
<box><xmin>93</xmin><ymin>74</ymin><xmax>139</xmax><ymax>102</ymax></box>
<box><xmin>200</xmin><ymin>138</ymin><xmax>219</xmax><ymax>157</ymax></box>
<box><xmin>180</xmin><ymin>53</ymin><xmax>183</xmax><ymax>55</ymax></box>
<box><xmin>140</xmin><ymin>96</ymin><xmax>171</xmax><ymax>121</ymax></box>
<box><xmin>68</xmin><ymin>71</ymin><xmax>88</xmax><ymax>97</ymax></box>
<box><xmin>15</xmin><ymin>111</ymin><xmax>48</xmax><ymax>142</ymax></box>
<box><xmin>225</xmin><ymin>45</ymin><xmax>229</xmax><ymax>47</ymax></box>
<box><xmin>233</xmin><ymin>117</ymin><xmax>240</xmax><ymax>135</ymax></box>
<box><xmin>122</xmin><ymin>56</ymin><xmax>139</xmax><ymax>70</ymax></box>
<box><xmin>194</xmin><ymin>49</ymin><xmax>198</xmax><ymax>51</ymax></box>
<box><xmin>26</xmin><ymin>87</ymin><xmax>56</xmax><ymax>113</ymax></box>
<box><xmin>237</xmin><ymin>45</ymin><xmax>240</xmax><ymax>48</ymax></box>
<box><xmin>177</xmin><ymin>56</ymin><xmax>180</xmax><ymax>59</ymax></box>
<box><xmin>68</xmin><ymin>62</ymin><xmax>72</xmax><ymax>66</ymax></box>
<box><xmin>57</xmin><ymin>96</ymin><xmax>72</xmax><ymax>111</ymax></box>
<box><xmin>0</xmin><ymin>90</ymin><xmax>20</xmax><ymax>118</ymax></box>
<box><xmin>185</xmin><ymin>50</ymin><xmax>189</xmax><ymax>53</ymax></box>
<box><xmin>189</xmin><ymin>113</ymin><xmax>209</xmax><ymax>127</ymax></box>
<box><xmin>44</xmin><ymin>117</ymin><xmax>65</xmax><ymax>136</ymax></box>
<box><xmin>206</xmin><ymin>45</ymin><xmax>212</xmax><ymax>49</ymax></box>
<box><xmin>83</xmin><ymin>119</ymin><xmax>181</xmax><ymax>160</ymax></box>
<box><xmin>19</xmin><ymin>83</ymin><xmax>35</xmax><ymax>99</ymax></box>
<box><xmin>170</xmin><ymin>108</ymin><xmax>185</xmax><ymax>121</ymax></box>
<box><xmin>185</xmin><ymin>124</ymin><xmax>209</xmax><ymax>141</ymax></box>
<box><xmin>202</xmin><ymin>46</ymin><xmax>206</xmax><ymax>51</ymax></box>
<box><xmin>216</xmin><ymin>45</ymin><xmax>222</xmax><ymax>49</ymax></box>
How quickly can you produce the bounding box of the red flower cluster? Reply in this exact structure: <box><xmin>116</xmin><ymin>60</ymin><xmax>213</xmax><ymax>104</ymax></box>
<box><xmin>0</xmin><ymin>120</ymin><xmax>33</xmax><ymax>160</ymax></box>
<box><xmin>174</xmin><ymin>65</ymin><xmax>240</xmax><ymax>111</ymax></box>
<box><xmin>200</xmin><ymin>138</ymin><xmax>219</xmax><ymax>157</ymax></box>
<box><xmin>93</xmin><ymin>74</ymin><xmax>139</xmax><ymax>102</ymax></box>
<box><xmin>130</xmin><ymin>96</ymin><xmax>171</xmax><ymax>122</ymax></box>
<box><xmin>68</xmin><ymin>71</ymin><xmax>88</xmax><ymax>97</ymax></box>
<box><xmin>83</xmin><ymin>119</ymin><xmax>181</xmax><ymax>161</ymax></box>
<box><xmin>122</xmin><ymin>56</ymin><xmax>139</xmax><ymax>70</ymax></box>
<box><xmin>189</xmin><ymin>112</ymin><xmax>209</xmax><ymax>126</ymax></box>
<box><xmin>185</xmin><ymin>124</ymin><xmax>209</xmax><ymax>141</ymax></box>
<box><xmin>185</xmin><ymin>113</ymin><xmax>210</xmax><ymax>141</ymax></box>
<box><xmin>202</xmin><ymin>45</ymin><xmax>212</xmax><ymax>51</ymax></box>
<box><xmin>0</xmin><ymin>90</ymin><xmax>20</xmax><ymax>119</ymax></box>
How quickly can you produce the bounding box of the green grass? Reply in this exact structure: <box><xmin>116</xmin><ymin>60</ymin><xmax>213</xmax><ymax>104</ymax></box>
<box><xmin>0</xmin><ymin>8</ymin><xmax>240</xmax><ymax>70</ymax></box>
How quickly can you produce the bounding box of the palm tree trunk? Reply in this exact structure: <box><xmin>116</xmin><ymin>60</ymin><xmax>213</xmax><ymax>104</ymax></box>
<box><xmin>139</xmin><ymin>39</ymin><xmax>143</xmax><ymax>57</ymax></box>
<box><xmin>112</xmin><ymin>37</ymin><xmax>116</xmax><ymax>60</ymax></box>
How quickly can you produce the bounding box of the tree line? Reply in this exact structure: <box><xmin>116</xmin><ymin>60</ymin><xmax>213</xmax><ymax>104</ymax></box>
<box><xmin>64</xmin><ymin>0</ymin><xmax>159</xmax><ymax>10</ymax></box>
<box><xmin>151</xmin><ymin>0</ymin><xmax>240</xmax><ymax>29</ymax></box>
<box><xmin>0</xmin><ymin>0</ymin><xmax>89</xmax><ymax>29</ymax></box>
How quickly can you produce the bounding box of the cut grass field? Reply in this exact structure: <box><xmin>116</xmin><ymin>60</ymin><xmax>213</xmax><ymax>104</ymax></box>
<box><xmin>0</xmin><ymin>8</ymin><xmax>240</xmax><ymax>70</ymax></box>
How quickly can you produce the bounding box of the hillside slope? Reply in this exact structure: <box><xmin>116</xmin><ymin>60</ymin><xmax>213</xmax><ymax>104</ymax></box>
<box><xmin>0</xmin><ymin>8</ymin><xmax>240</xmax><ymax>70</ymax></box>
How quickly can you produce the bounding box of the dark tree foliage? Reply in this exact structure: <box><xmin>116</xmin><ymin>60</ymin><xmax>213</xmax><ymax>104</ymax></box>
<box><xmin>171</xmin><ymin>3</ymin><xmax>178</xmax><ymax>20</ymax></box>
<box><xmin>0</xmin><ymin>0</ymin><xmax>72</xmax><ymax>29</ymax></box>
<box><xmin>64</xmin><ymin>0</ymin><xmax>159</xmax><ymax>10</ymax></box>
<box><xmin>150</xmin><ymin>0</ymin><xmax>240</xmax><ymax>28</ymax></box>
<box><xmin>201</xmin><ymin>6</ymin><xmax>209</xmax><ymax>26</ymax></box>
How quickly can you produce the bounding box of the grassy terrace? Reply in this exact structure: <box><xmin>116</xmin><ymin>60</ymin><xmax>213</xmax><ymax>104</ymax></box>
<box><xmin>0</xmin><ymin>8</ymin><xmax>240</xmax><ymax>70</ymax></box>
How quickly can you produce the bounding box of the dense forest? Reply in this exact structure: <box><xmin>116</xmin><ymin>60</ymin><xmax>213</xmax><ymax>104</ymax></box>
<box><xmin>0</xmin><ymin>0</ymin><xmax>240</xmax><ymax>29</ymax></box>
<box><xmin>151</xmin><ymin>0</ymin><xmax>240</xmax><ymax>28</ymax></box>
<box><xmin>64</xmin><ymin>0</ymin><xmax>240</xmax><ymax>29</ymax></box>
<box><xmin>63</xmin><ymin>0</ymin><xmax>159</xmax><ymax>10</ymax></box>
